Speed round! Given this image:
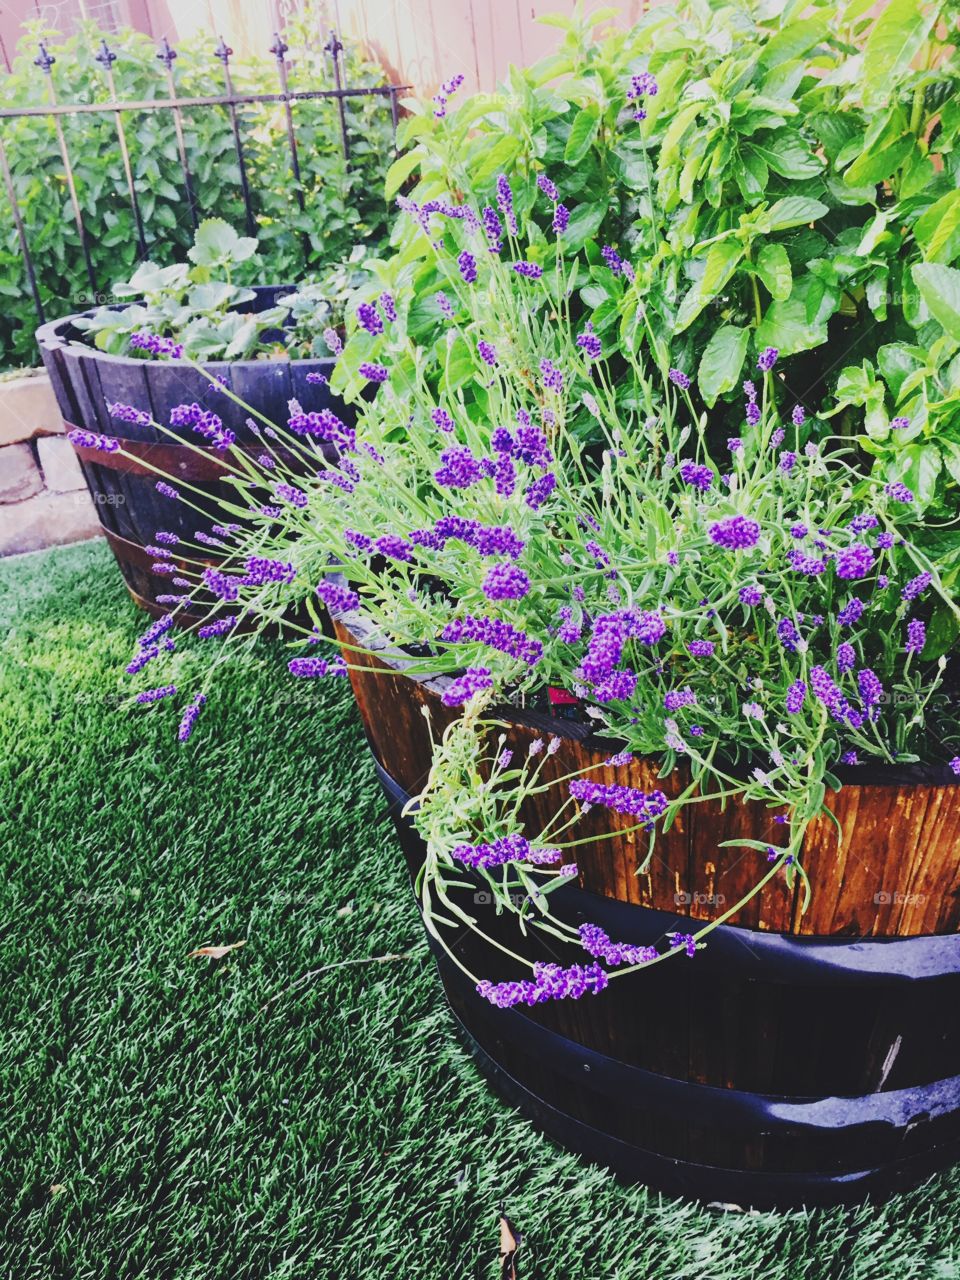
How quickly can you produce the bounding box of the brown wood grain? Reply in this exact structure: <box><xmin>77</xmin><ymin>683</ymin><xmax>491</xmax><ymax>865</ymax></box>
<box><xmin>337</xmin><ymin>619</ymin><xmax>960</xmax><ymax>940</ymax></box>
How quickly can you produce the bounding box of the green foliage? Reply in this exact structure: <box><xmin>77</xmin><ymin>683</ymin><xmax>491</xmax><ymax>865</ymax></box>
<box><xmin>0</xmin><ymin>10</ymin><xmax>395</xmax><ymax>367</ymax></box>
<box><xmin>352</xmin><ymin>0</ymin><xmax>960</xmax><ymax>514</ymax></box>
<box><xmin>73</xmin><ymin>218</ymin><xmax>342</xmax><ymax>360</ymax></box>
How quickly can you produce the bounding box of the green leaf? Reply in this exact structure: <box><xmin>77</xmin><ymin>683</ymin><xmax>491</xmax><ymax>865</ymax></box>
<box><xmin>757</xmin><ymin>15</ymin><xmax>830</xmax><ymax>69</ymax></box>
<box><xmin>912</xmin><ymin>263</ymin><xmax>960</xmax><ymax>341</ymax></box>
<box><xmin>746</xmin><ymin>134</ymin><xmax>822</xmax><ymax>180</ymax></box>
<box><xmin>892</xmin><ymin>441</ymin><xmax>942</xmax><ymax>507</ymax></box>
<box><xmin>674</xmin><ymin>241</ymin><xmax>744</xmax><ymax>333</ymax></box>
<box><xmin>843</xmin><ymin>135</ymin><xmax>915</xmax><ymax>186</ymax></box>
<box><xmin>561</xmin><ymin>199</ymin><xmax>608</xmax><ymax>253</ymax></box>
<box><xmin>756</xmin><ymin>243</ymin><xmax>792</xmax><ymax>300</ymax></box>
<box><xmin>915</xmin><ymin>190</ymin><xmax>960</xmax><ymax>263</ymax></box>
<box><xmin>564</xmin><ymin>104</ymin><xmax>600</xmax><ymax>166</ymax></box>
<box><xmin>763</xmin><ymin>196</ymin><xmax>828</xmax><ymax>230</ymax></box>
<box><xmin>384</xmin><ymin>149</ymin><xmax>421</xmax><ymax>200</ymax></box>
<box><xmin>697</xmin><ymin>325</ymin><xmax>750</xmax><ymax>407</ymax></box>
<box><xmin>863</xmin><ymin>0</ymin><xmax>935</xmax><ymax>89</ymax></box>
<box><xmin>755</xmin><ymin>275</ymin><xmax>837</xmax><ymax>356</ymax></box>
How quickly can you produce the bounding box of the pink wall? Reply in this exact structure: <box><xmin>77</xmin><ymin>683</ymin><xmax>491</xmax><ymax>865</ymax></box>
<box><xmin>335</xmin><ymin>0</ymin><xmax>655</xmax><ymax>96</ymax></box>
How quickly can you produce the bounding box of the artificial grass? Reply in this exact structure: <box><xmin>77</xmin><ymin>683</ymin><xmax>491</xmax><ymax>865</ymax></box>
<box><xmin>1</xmin><ymin>539</ymin><xmax>959</xmax><ymax>1279</ymax></box>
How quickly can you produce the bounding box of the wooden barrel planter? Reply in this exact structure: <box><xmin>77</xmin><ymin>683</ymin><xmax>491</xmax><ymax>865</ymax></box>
<box><xmin>334</xmin><ymin>611</ymin><xmax>960</xmax><ymax>1208</ymax></box>
<box><xmin>36</xmin><ymin>288</ymin><xmax>351</xmax><ymax>626</ymax></box>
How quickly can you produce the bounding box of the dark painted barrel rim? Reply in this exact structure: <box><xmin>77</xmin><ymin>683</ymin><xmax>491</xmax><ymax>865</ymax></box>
<box><xmin>35</xmin><ymin>285</ymin><xmax>336</xmax><ymax>376</ymax></box>
<box><xmin>336</xmin><ymin>607</ymin><xmax>960</xmax><ymax>788</ymax></box>
<box><xmin>374</xmin><ymin>758</ymin><xmax>960</xmax><ymax>1208</ymax></box>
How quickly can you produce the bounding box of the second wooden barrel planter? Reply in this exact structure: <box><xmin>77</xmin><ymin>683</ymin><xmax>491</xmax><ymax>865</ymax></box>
<box><xmin>36</xmin><ymin>288</ymin><xmax>352</xmax><ymax>625</ymax></box>
<box><xmin>334</xmin><ymin>611</ymin><xmax>960</xmax><ymax>1208</ymax></box>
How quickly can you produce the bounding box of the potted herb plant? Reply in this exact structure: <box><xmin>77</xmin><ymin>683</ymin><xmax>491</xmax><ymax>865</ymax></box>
<box><xmin>37</xmin><ymin>219</ymin><xmax>361</xmax><ymax>621</ymax></box>
<box><xmin>77</xmin><ymin>10</ymin><xmax>960</xmax><ymax>1207</ymax></box>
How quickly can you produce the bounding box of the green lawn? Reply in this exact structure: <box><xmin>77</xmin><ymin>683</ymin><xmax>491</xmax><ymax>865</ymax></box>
<box><xmin>1</xmin><ymin>539</ymin><xmax>959</xmax><ymax>1279</ymax></box>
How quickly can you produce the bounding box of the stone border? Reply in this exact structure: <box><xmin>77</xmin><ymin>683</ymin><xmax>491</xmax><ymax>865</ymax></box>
<box><xmin>0</xmin><ymin>371</ymin><xmax>101</xmax><ymax>556</ymax></box>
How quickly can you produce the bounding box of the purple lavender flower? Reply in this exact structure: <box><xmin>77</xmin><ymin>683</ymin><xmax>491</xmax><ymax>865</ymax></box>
<box><xmin>785</xmin><ymin>680</ymin><xmax>806</xmax><ymax>714</ymax></box>
<box><xmin>524</xmin><ymin>472</ymin><xmax>556</xmax><ymax>510</ymax></box>
<box><xmin>441</xmin><ymin>614</ymin><xmax>542</xmax><ymax>665</ymax></box>
<box><xmin>552</xmin><ymin>204</ymin><xmax>570</xmax><ymax>234</ymax></box>
<box><xmin>876</xmin><ymin>531</ymin><xmax>895</xmax><ymax>549</ymax></box>
<box><xmin>902</xmin><ymin>572</ymin><xmax>932</xmax><ymax>602</ymax></box>
<box><xmin>850</xmin><ymin>513</ymin><xmax>879</xmax><ymax>533</ymax></box>
<box><xmin>679</xmin><ymin>461</ymin><xmax>713</xmax><ymax>491</ymax></box>
<box><xmin>322</xmin><ymin>327</ymin><xmax>343</xmax><ymax>356</ymax></box>
<box><xmin>857</xmin><ymin>668</ymin><xmax>884</xmax><ymax>711</ymax></box>
<box><xmin>537</xmin><ymin>173</ymin><xmax>559</xmax><ymax>201</ymax></box>
<box><xmin>177</xmin><ymin>693</ymin><xmax>206</xmax><ymax>743</ymax></box>
<box><xmin>244</xmin><ymin>556</ymin><xmax>296</xmax><ymax>586</ymax></box>
<box><xmin>358</xmin><ymin>362</ymin><xmax>389</xmax><ymax>384</ymax></box>
<box><xmin>810</xmin><ymin>666</ymin><xmax>851</xmax><ymax>723</ymax></box>
<box><xmin>274</xmin><ymin>482</ymin><xmax>308</xmax><ymax>509</ymax></box>
<box><xmin>379</xmin><ymin>292</ymin><xmax>397</xmax><ymax>322</ymax></box>
<box><xmin>837</xmin><ymin>642</ymin><xmax>856</xmax><ymax>673</ymax></box>
<box><xmin>739</xmin><ymin>585</ymin><xmax>763</xmax><ymax>606</ymax></box>
<box><xmin>835</xmin><ymin>543</ymin><xmax>875</xmax><ymax>580</ymax></box>
<box><xmin>482</xmin><ymin>563</ymin><xmax>530</xmax><ymax>601</ymax></box>
<box><xmin>130</xmin><ymin>330</ymin><xmax>183</xmax><ymax>359</ymax></box>
<box><xmin>477</xmin><ymin>960</ymin><xmax>608</xmax><ymax>1008</ymax></box>
<box><xmin>792</xmin><ymin>404</ymin><xmax>806</xmax><ymax>426</ymax></box>
<box><xmin>576</xmin><ymin>323</ymin><xmax>602</xmax><ymax>361</ymax></box>
<box><xmin>197</xmin><ymin>617</ymin><xmax>236</xmax><ymax>639</ymax></box>
<box><xmin>457</xmin><ymin>250</ymin><xmax>477</xmax><ymax>284</ymax></box>
<box><xmin>687</xmin><ymin>640</ymin><xmax>715</xmax><ymax>657</ymax></box>
<box><xmin>316</xmin><ymin>580</ymin><xmax>360</xmax><ymax>613</ymax></box>
<box><xmin>664</xmin><ymin>687</ymin><xmax>696</xmax><ymax>711</ymax></box>
<box><xmin>441</xmin><ymin>667</ymin><xmax>495</xmax><ymax>707</ymax></box>
<box><xmin>67</xmin><ymin>428</ymin><xmax>120</xmax><ymax>453</ymax></box>
<box><xmin>154</xmin><ymin>531</ymin><xmax>179</xmax><ymax>546</ymax></box>
<box><xmin>540</xmin><ymin>359</ymin><xmax>563</xmax><ymax>393</ymax></box>
<box><xmin>891</xmin><ymin>416</ymin><xmax>911</xmax><ymax>430</ymax></box>
<box><xmin>512</xmin><ymin>261</ymin><xmax>542</xmax><ymax>279</ymax></box>
<box><xmin>709</xmin><ymin>516</ymin><xmax>760</xmax><ymax>550</ymax></box>
<box><xmin>757</xmin><ymin>346</ymin><xmax>778</xmax><ymax>372</ymax></box>
<box><xmin>601</xmin><ymin>245</ymin><xmax>623</xmax><ymax>274</ymax></box>
<box><xmin>431</xmin><ymin>407</ymin><xmax>455</xmax><ymax>433</ymax></box>
<box><xmin>727</xmin><ymin>438</ymin><xmax>743</xmax><ymax>453</ymax></box>
<box><xmin>435</xmin><ymin>291</ymin><xmax>455</xmax><ymax>320</ymax></box>
<box><xmin>579</xmin><ymin>923</ymin><xmax>657</xmax><ymax>967</ymax></box>
<box><xmin>435</xmin><ymin>445</ymin><xmax>485</xmax><ymax>489</ymax></box>
<box><xmin>357</xmin><ymin>301</ymin><xmax>384</xmax><ymax>335</ymax></box>
<box><xmin>837</xmin><ymin>597</ymin><xmax>865</xmax><ymax>627</ymax></box>
<box><xmin>288</xmin><ymin>655</ymin><xmax>346</xmax><ymax>678</ymax></box>
<box><xmin>375</xmin><ymin>534</ymin><xmax>416</xmax><ymax>563</ymax></box>
<box><xmin>496</xmin><ymin>173</ymin><xmax>517</xmax><ymax>235</ymax></box>
<box><xmin>746</xmin><ymin>400</ymin><xmax>762</xmax><ymax>427</ymax></box>
<box><xmin>950</xmin><ymin>758</ymin><xmax>960</xmax><ymax>776</ymax></box>
<box><xmin>481</xmin><ymin>205</ymin><xmax>502</xmax><ymax>254</ymax></box>
<box><xmin>136</xmin><ymin>684</ymin><xmax>177</xmax><ymax>704</ymax></box>
<box><xmin>779</xmin><ymin>451</ymin><xmax>798</xmax><ymax>474</ymax></box>
<box><xmin>668</xmin><ymin>368</ymin><xmax>691</xmax><ymax>391</ymax></box>
<box><xmin>107</xmin><ymin>401</ymin><xmax>151</xmax><ymax>426</ymax></box>
<box><xmin>788</xmin><ymin>550</ymin><xmax>826</xmax><ymax>576</ymax></box>
<box><xmin>885</xmin><ymin>481</ymin><xmax>914</xmax><ymax>503</ymax></box>
<box><xmin>569</xmin><ymin>779</ymin><xmax>668</xmax><ymax>822</ymax></box>
<box><xmin>478</xmin><ymin>340</ymin><xmax>497</xmax><ymax>368</ymax></box>
<box><xmin>906</xmin><ymin>618</ymin><xmax>926</xmax><ymax>653</ymax></box>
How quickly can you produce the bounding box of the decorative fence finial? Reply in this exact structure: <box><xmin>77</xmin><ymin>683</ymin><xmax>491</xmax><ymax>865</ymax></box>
<box><xmin>324</xmin><ymin>30</ymin><xmax>344</xmax><ymax>60</ymax></box>
<box><xmin>34</xmin><ymin>41</ymin><xmax>55</xmax><ymax>73</ymax></box>
<box><xmin>94</xmin><ymin>39</ymin><xmax>117</xmax><ymax>69</ymax></box>
<box><xmin>156</xmin><ymin>37</ymin><xmax>178</xmax><ymax>68</ymax></box>
<box><xmin>269</xmin><ymin>32</ymin><xmax>289</xmax><ymax>63</ymax></box>
<box><xmin>213</xmin><ymin>37</ymin><xmax>232</xmax><ymax>64</ymax></box>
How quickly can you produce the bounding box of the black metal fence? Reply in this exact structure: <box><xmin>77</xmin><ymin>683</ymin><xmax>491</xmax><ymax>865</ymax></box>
<box><xmin>0</xmin><ymin>27</ymin><xmax>407</xmax><ymax>336</ymax></box>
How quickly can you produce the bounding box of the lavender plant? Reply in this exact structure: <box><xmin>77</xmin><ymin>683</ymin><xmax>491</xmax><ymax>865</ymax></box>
<box><xmin>74</xmin><ymin>154</ymin><xmax>960</xmax><ymax>1011</ymax></box>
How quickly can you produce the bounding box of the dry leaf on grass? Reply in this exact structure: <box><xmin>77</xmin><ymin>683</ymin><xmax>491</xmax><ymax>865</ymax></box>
<box><xmin>499</xmin><ymin>1213</ymin><xmax>521</xmax><ymax>1280</ymax></box>
<box><xmin>187</xmin><ymin>940</ymin><xmax>247</xmax><ymax>960</ymax></box>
